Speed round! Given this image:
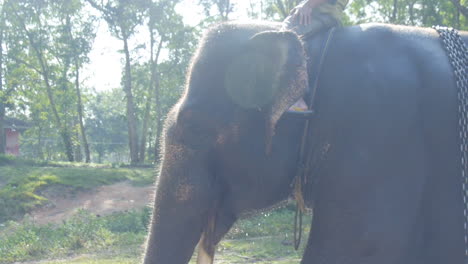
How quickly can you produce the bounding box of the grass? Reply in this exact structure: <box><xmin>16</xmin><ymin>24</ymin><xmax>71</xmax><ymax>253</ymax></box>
<box><xmin>38</xmin><ymin>256</ymin><xmax>140</xmax><ymax>264</ymax></box>
<box><xmin>0</xmin><ymin>155</ymin><xmax>155</xmax><ymax>222</ymax></box>
<box><xmin>0</xmin><ymin>206</ymin><xmax>312</xmax><ymax>264</ymax></box>
<box><xmin>0</xmin><ymin>209</ymin><xmax>150</xmax><ymax>263</ymax></box>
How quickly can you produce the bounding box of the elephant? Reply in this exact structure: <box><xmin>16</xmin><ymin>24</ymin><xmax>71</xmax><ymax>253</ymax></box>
<box><xmin>142</xmin><ymin>21</ymin><xmax>468</xmax><ymax>264</ymax></box>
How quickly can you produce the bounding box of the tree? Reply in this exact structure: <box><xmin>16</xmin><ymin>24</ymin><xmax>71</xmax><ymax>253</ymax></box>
<box><xmin>198</xmin><ymin>0</ymin><xmax>235</xmax><ymax>21</ymax></box>
<box><xmin>86</xmin><ymin>89</ymin><xmax>128</xmax><ymax>163</ymax></box>
<box><xmin>9</xmin><ymin>0</ymin><xmax>78</xmax><ymax>161</ymax></box>
<box><xmin>5</xmin><ymin>0</ymin><xmax>97</xmax><ymax>162</ymax></box>
<box><xmin>54</xmin><ymin>0</ymin><xmax>96</xmax><ymax>162</ymax></box>
<box><xmin>449</xmin><ymin>0</ymin><xmax>468</xmax><ymax>18</ymax></box>
<box><xmin>140</xmin><ymin>0</ymin><xmax>196</xmax><ymax>162</ymax></box>
<box><xmin>139</xmin><ymin>7</ymin><xmax>163</xmax><ymax>162</ymax></box>
<box><xmin>86</xmin><ymin>0</ymin><xmax>148</xmax><ymax>164</ymax></box>
<box><xmin>0</xmin><ymin>1</ymin><xmax>7</xmax><ymax>154</ymax></box>
<box><xmin>347</xmin><ymin>0</ymin><xmax>467</xmax><ymax>29</ymax></box>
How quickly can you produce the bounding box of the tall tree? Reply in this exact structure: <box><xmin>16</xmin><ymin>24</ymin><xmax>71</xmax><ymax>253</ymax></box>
<box><xmin>199</xmin><ymin>0</ymin><xmax>235</xmax><ymax>21</ymax></box>
<box><xmin>9</xmin><ymin>0</ymin><xmax>77</xmax><ymax>161</ymax></box>
<box><xmin>0</xmin><ymin>2</ymin><xmax>7</xmax><ymax>154</ymax></box>
<box><xmin>140</xmin><ymin>0</ymin><xmax>193</xmax><ymax>162</ymax></box>
<box><xmin>348</xmin><ymin>0</ymin><xmax>467</xmax><ymax>29</ymax></box>
<box><xmin>391</xmin><ymin>0</ymin><xmax>398</xmax><ymax>23</ymax></box>
<box><xmin>138</xmin><ymin>0</ymin><xmax>165</xmax><ymax>162</ymax></box>
<box><xmin>248</xmin><ymin>0</ymin><xmax>301</xmax><ymax>21</ymax></box>
<box><xmin>449</xmin><ymin>0</ymin><xmax>468</xmax><ymax>19</ymax></box>
<box><xmin>139</xmin><ymin>32</ymin><xmax>163</xmax><ymax>162</ymax></box>
<box><xmin>55</xmin><ymin>0</ymin><xmax>96</xmax><ymax>163</ymax></box>
<box><xmin>86</xmin><ymin>89</ymin><xmax>128</xmax><ymax>163</ymax></box>
<box><xmin>86</xmin><ymin>0</ymin><xmax>146</xmax><ymax>164</ymax></box>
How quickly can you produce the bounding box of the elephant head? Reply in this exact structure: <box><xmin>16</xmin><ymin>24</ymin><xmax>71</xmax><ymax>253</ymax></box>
<box><xmin>143</xmin><ymin>21</ymin><xmax>308</xmax><ymax>264</ymax></box>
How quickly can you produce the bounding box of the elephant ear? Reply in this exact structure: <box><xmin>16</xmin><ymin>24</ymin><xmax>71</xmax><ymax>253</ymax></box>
<box><xmin>225</xmin><ymin>30</ymin><xmax>308</xmax><ymax>152</ymax></box>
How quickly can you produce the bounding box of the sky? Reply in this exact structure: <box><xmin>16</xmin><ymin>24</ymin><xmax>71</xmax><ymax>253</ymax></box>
<box><xmin>82</xmin><ymin>0</ymin><xmax>255</xmax><ymax>93</ymax></box>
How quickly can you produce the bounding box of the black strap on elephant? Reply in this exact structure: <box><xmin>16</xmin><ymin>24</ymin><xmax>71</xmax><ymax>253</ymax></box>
<box><xmin>291</xmin><ymin>26</ymin><xmax>336</xmax><ymax>250</ymax></box>
<box><xmin>433</xmin><ymin>26</ymin><xmax>468</xmax><ymax>260</ymax></box>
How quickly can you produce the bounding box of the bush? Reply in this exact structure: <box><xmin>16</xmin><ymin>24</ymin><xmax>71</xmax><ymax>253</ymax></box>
<box><xmin>0</xmin><ymin>154</ymin><xmax>15</xmax><ymax>166</ymax></box>
<box><xmin>104</xmin><ymin>207</ymin><xmax>151</xmax><ymax>233</ymax></box>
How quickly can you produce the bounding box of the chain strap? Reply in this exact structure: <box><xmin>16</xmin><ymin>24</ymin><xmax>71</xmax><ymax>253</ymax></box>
<box><xmin>433</xmin><ymin>26</ymin><xmax>468</xmax><ymax>259</ymax></box>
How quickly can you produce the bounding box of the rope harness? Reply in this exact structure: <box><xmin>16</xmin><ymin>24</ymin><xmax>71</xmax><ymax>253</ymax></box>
<box><xmin>292</xmin><ymin>27</ymin><xmax>336</xmax><ymax>250</ymax></box>
<box><xmin>433</xmin><ymin>26</ymin><xmax>468</xmax><ymax>260</ymax></box>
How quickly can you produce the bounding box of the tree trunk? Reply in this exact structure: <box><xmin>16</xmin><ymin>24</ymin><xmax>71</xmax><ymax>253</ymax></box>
<box><xmin>41</xmin><ymin>59</ymin><xmax>74</xmax><ymax>162</ymax></box>
<box><xmin>0</xmin><ymin>15</ymin><xmax>4</xmax><ymax>155</ymax></box>
<box><xmin>74</xmin><ymin>60</ymin><xmax>91</xmax><ymax>162</ymax></box>
<box><xmin>60</xmin><ymin>9</ymin><xmax>91</xmax><ymax>163</ymax></box>
<box><xmin>58</xmin><ymin>127</ymin><xmax>74</xmax><ymax>161</ymax></box>
<box><xmin>422</xmin><ymin>1</ymin><xmax>427</xmax><ymax>27</ymax></box>
<box><xmin>0</xmin><ymin>103</ymin><xmax>4</xmax><ymax>155</ymax></box>
<box><xmin>408</xmin><ymin>1</ymin><xmax>415</xmax><ymax>25</ymax></box>
<box><xmin>74</xmin><ymin>129</ymin><xmax>83</xmax><ymax>162</ymax></box>
<box><xmin>220</xmin><ymin>0</ymin><xmax>231</xmax><ymax>21</ymax></box>
<box><xmin>275</xmin><ymin>0</ymin><xmax>288</xmax><ymax>19</ymax></box>
<box><xmin>123</xmin><ymin>37</ymin><xmax>139</xmax><ymax>165</ymax></box>
<box><xmin>138</xmin><ymin>28</ymin><xmax>155</xmax><ymax>163</ymax></box>
<box><xmin>154</xmin><ymin>76</ymin><xmax>162</xmax><ymax>162</ymax></box>
<box><xmin>449</xmin><ymin>0</ymin><xmax>468</xmax><ymax>19</ymax></box>
<box><xmin>139</xmin><ymin>32</ymin><xmax>164</xmax><ymax>163</ymax></box>
<box><xmin>391</xmin><ymin>0</ymin><xmax>398</xmax><ymax>23</ymax></box>
<box><xmin>37</xmin><ymin>125</ymin><xmax>44</xmax><ymax>160</ymax></box>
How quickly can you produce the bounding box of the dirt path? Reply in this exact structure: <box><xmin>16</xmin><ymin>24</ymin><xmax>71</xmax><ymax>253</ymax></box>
<box><xmin>30</xmin><ymin>181</ymin><xmax>154</xmax><ymax>225</ymax></box>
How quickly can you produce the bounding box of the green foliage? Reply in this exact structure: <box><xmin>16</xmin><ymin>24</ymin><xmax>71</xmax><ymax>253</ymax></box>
<box><xmin>100</xmin><ymin>207</ymin><xmax>151</xmax><ymax>233</ymax></box>
<box><xmin>0</xmin><ymin>154</ymin><xmax>16</xmax><ymax>166</ymax></box>
<box><xmin>198</xmin><ymin>0</ymin><xmax>235</xmax><ymax>21</ymax></box>
<box><xmin>85</xmin><ymin>89</ymin><xmax>129</xmax><ymax>163</ymax></box>
<box><xmin>4</xmin><ymin>0</ymin><xmax>98</xmax><ymax>161</ymax></box>
<box><xmin>248</xmin><ymin>0</ymin><xmax>467</xmax><ymax>29</ymax></box>
<box><xmin>347</xmin><ymin>0</ymin><xmax>467</xmax><ymax>29</ymax></box>
<box><xmin>40</xmin><ymin>256</ymin><xmax>139</xmax><ymax>264</ymax></box>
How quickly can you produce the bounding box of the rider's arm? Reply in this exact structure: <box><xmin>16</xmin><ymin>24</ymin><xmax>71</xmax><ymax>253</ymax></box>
<box><xmin>295</xmin><ymin>0</ymin><xmax>329</xmax><ymax>25</ymax></box>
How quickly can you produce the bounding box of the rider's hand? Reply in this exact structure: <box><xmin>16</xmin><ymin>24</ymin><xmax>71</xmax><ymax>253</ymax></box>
<box><xmin>291</xmin><ymin>0</ymin><xmax>327</xmax><ymax>25</ymax></box>
<box><xmin>294</xmin><ymin>0</ymin><xmax>315</xmax><ymax>25</ymax></box>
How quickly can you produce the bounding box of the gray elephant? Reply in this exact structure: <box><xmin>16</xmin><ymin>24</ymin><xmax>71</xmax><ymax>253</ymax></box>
<box><xmin>142</xmin><ymin>21</ymin><xmax>468</xmax><ymax>264</ymax></box>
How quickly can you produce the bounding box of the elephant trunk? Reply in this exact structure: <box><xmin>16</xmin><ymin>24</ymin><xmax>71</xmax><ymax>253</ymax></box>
<box><xmin>143</xmin><ymin>141</ymin><xmax>218</xmax><ymax>264</ymax></box>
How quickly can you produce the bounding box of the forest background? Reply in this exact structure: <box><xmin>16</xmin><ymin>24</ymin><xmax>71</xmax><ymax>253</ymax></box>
<box><xmin>0</xmin><ymin>0</ymin><xmax>466</xmax><ymax>165</ymax></box>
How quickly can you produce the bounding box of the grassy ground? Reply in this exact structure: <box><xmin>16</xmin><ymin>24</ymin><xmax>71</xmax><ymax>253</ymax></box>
<box><xmin>0</xmin><ymin>208</ymin><xmax>311</xmax><ymax>264</ymax></box>
<box><xmin>0</xmin><ymin>155</ymin><xmax>154</xmax><ymax>222</ymax></box>
<box><xmin>0</xmin><ymin>156</ymin><xmax>312</xmax><ymax>263</ymax></box>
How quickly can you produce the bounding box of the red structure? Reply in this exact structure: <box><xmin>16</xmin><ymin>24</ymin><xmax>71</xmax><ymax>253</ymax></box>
<box><xmin>6</xmin><ymin>128</ymin><xmax>20</xmax><ymax>155</ymax></box>
<box><xmin>2</xmin><ymin>117</ymin><xmax>29</xmax><ymax>156</ymax></box>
